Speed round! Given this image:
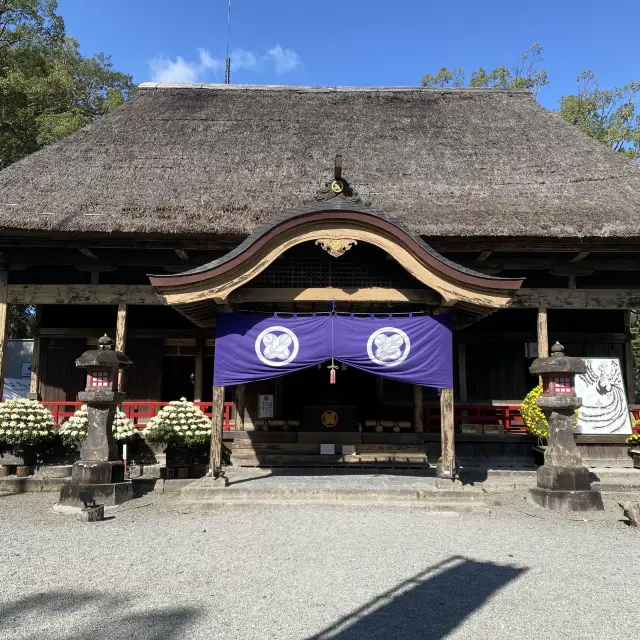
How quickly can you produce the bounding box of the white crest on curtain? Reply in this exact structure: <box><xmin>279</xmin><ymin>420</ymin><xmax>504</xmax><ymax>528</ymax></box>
<box><xmin>366</xmin><ymin>327</ymin><xmax>411</xmax><ymax>367</ymax></box>
<box><xmin>255</xmin><ymin>326</ymin><xmax>300</xmax><ymax>367</ymax></box>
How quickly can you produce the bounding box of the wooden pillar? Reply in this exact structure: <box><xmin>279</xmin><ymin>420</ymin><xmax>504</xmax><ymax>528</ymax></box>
<box><xmin>210</xmin><ymin>384</ymin><xmax>225</xmax><ymax>474</ymax></box>
<box><xmin>457</xmin><ymin>342</ymin><xmax>468</xmax><ymax>402</ymax></box>
<box><xmin>0</xmin><ymin>269</ymin><xmax>7</xmax><ymax>400</ymax></box>
<box><xmin>235</xmin><ymin>384</ymin><xmax>245</xmax><ymax>430</ymax></box>
<box><xmin>437</xmin><ymin>388</ymin><xmax>456</xmax><ymax>480</ymax></box>
<box><xmin>193</xmin><ymin>331</ymin><xmax>204</xmax><ymax>402</ymax></box>
<box><xmin>115</xmin><ymin>301</ymin><xmax>127</xmax><ymax>392</ymax></box>
<box><xmin>537</xmin><ymin>307</ymin><xmax>549</xmax><ymax>358</ymax></box>
<box><xmin>413</xmin><ymin>384</ymin><xmax>423</xmax><ymax>432</ymax></box>
<box><xmin>624</xmin><ymin>310</ymin><xmax>635</xmax><ymax>404</ymax></box>
<box><xmin>28</xmin><ymin>306</ymin><xmax>42</xmax><ymax>400</ymax></box>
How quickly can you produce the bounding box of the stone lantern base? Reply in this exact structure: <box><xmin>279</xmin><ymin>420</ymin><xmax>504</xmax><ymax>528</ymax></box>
<box><xmin>529</xmin><ymin>464</ymin><xmax>604</xmax><ymax>511</ymax></box>
<box><xmin>58</xmin><ymin>460</ymin><xmax>133</xmax><ymax>508</ymax></box>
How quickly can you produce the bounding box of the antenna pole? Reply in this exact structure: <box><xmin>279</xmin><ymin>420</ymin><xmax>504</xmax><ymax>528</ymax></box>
<box><xmin>225</xmin><ymin>0</ymin><xmax>232</xmax><ymax>84</ymax></box>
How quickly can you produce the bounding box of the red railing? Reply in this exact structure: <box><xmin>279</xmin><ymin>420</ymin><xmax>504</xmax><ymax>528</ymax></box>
<box><xmin>25</xmin><ymin>401</ymin><xmax>640</xmax><ymax>436</ymax></box>
<box><xmin>41</xmin><ymin>401</ymin><xmax>236</xmax><ymax>430</ymax></box>
<box><xmin>424</xmin><ymin>404</ymin><xmax>526</xmax><ymax>434</ymax></box>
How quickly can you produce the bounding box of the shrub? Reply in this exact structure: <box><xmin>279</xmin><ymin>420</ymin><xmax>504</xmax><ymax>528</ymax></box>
<box><xmin>59</xmin><ymin>405</ymin><xmax>137</xmax><ymax>451</ymax></box>
<box><xmin>0</xmin><ymin>398</ymin><xmax>56</xmax><ymax>446</ymax></box>
<box><xmin>144</xmin><ymin>398</ymin><xmax>211</xmax><ymax>446</ymax></box>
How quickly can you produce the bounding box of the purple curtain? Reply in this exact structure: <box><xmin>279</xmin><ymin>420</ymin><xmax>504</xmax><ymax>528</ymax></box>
<box><xmin>214</xmin><ymin>312</ymin><xmax>452</xmax><ymax>388</ymax></box>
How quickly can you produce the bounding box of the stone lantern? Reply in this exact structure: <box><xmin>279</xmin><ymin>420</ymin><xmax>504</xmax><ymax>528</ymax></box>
<box><xmin>57</xmin><ymin>334</ymin><xmax>134</xmax><ymax>509</ymax></box>
<box><xmin>529</xmin><ymin>342</ymin><xmax>603</xmax><ymax>511</ymax></box>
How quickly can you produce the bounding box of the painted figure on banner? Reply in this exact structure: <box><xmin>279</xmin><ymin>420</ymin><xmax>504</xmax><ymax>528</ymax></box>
<box><xmin>575</xmin><ymin>357</ymin><xmax>632</xmax><ymax>434</ymax></box>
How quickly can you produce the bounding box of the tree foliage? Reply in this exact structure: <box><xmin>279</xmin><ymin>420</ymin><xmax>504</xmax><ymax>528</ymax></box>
<box><xmin>0</xmin><ymin>0</ymin><xmax>134</xmax><ymax>169</ymax></box>
<box><xmin>559</xmin><ymin>71</ymin><xmax>640</xmax><ymax>161</ymax></box>
<box><xmin>421</xmin><ymin>43</ymin><xmax>549</xmax><ymax>96</ymax></box>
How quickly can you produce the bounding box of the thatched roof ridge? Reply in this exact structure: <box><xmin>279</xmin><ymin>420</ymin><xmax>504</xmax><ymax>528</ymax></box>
<box><xmin>1</xmin><ymin>83</ymin><xmax>640</xmax><ymax>238</ymax></box>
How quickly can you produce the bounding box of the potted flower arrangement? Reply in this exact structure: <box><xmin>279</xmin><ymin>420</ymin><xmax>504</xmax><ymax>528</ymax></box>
<box><xmin>627</xmin><ymin>419</ymin><xmax>640</xmax><ymax>469</ymax></box>
<box><xmin>58</xmin><ymin>405</ymin><xmax>138</xmax><ymax>452</ymax></box>
<box><xmin>0</xmin><ymin>398</ymin><xmax>56</xmax><ymax>467</ymax></box>
<box><xmin>144</xmin><ymin>398</ymin><xmax>211</xmax><ymax>467</ymax></box>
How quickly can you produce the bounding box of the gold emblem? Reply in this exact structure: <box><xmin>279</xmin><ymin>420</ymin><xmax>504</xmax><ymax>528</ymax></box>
<box><xmin>315</xmin><ymin>238</ymin><xmax>358</xmax><ymax>258</ymax></box>
<box><xmin>321</xmin><ymin>410</ymin><xmax>338</xmax><ymax>428</ymax></box>
<box><xmin>330</xmin><ymin>179</ymin><xmax>344</xmax><ymax>194</ymax></box>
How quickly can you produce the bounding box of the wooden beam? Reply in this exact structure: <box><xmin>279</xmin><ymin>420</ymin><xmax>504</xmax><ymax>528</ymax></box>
<box><xmin>235</xmin><ymin>384</ymin><xmax>245</xmax><ymax>431</ymax></box>
<box><xmin>462</xmin><ymin>258</ymin><xmax>640</xmax><ymax>271</ymax></box>
<box><xmin>116</xmin><ymin>301</ymin><xmax>127</xmax><ymax>392</ymax></box>
<box><xmin>193</xmin><ymin>331</ymin><xmax>204</xmax><ymax>402</ymax></box>
<box><xmin>537</xmin><ymin>308</ymin><xmax>549</xmax><ymax>358</ymax></box>
<box><xmin>0</xmin><ymin>269</ymin><xmax>8</xmax><ymax>399</ymax></box>
<box><xmin>28</xmin><ymin>306</ymin><xmax>42</xmax><ymax>399</ymax></box>
<box><xmin>229</xmin><ymin>287</ymin><xmax>441</xmax><ymax>304</ymax></box>
<box><xmin>624</xmin><ymin>310</ymin><xmax>635</xmax><ymax>404</ymax></box>
<box><xmin>79</xmin><ymin>248</ymin><xmax>98</xmax><ymax>260</ymax></box>
<box><xmin>459</xmin><ymin>331</ymin><xmax>627</xmax><ymax>343</ymax></box>
<box><xmin>437</xmin><ymin>388</ymin><xmax>456</xmax><ymax>480</ymax></box>
<box><xmin>457</xmin><ymin>343</ymin><xmax>468</xmax><ymax>402</ymax></box>
<box><xmin>210</xmin><ymin>385</ymin><xmax>225</xmax><ymax>475</ymax></box>
<box><xmin>413</xmin><ymin>385</ymin><xmax>423</xmax><ymax>433</ymax></box>
<box><xmin>7</xmin><ymin>284</ymin><xmax>162</xmax><ymax>305</ymax></box>
<box><xmin>569</xmin><ymin>251</ymin><xmax>590</xmax><ymax>262</ymax></box>
<box><xmin>510</xmin><ymin>289</ymin><xmax>640</xmax><ymax>310</ymax></box>
<box><xmin>37</xmin><ymin>327</ymin><xmax>214</xmax><ymax>339</ymax></box>
<box><xmin>476</xmin><ymin>251</ymin><xmax>492</xmax><ymax>262</ymax></box>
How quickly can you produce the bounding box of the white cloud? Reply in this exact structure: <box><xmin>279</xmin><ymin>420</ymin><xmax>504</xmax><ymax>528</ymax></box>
<box><xmin>230</xmin><ymin>49</ymin><xmax>259</xmax><ymax>71</ymax></box>
<box><xmin>265</xmin><ymin>45</ymin><xmax>301</xmax><ymax>74</ymax></box>
<box><xmin>198</xmin><ymin>48</ymin><xmax>224</xmax><ymax>73</ymax></box>
<box><xmin>148</xmin><ymin>45</ymin><xmax>301</xmax><ymax>82</ymax></box>
<box><xmin>148</xmin><ymin>55</ymin><xmax>200</xmax><ymax>83</ymax></box>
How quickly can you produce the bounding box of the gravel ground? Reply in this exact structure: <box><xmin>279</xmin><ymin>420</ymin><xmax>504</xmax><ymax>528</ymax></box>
<box><xmin>0</xmin><ymin>490</ymin><xmax>639</xmax><ymax>640</ymax></box>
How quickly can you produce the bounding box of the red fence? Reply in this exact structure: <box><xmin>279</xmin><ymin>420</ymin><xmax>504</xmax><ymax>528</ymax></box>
<box><xmin>424</xmin><ymin>404</ymin><xmax>526</xmax><ymax>434</ymax></box>
<box><xmin>42</xmin><ymin>401</ymin><xmax>236</xmax><ymax>430</ymax></box>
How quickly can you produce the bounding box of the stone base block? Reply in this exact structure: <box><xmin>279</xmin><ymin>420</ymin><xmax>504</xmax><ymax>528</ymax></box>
<box><xmin>59</xmin><ymin>481</ymin><xmax>133</xmax><ymax>508</ymax></box>
<box><xmin>72</xmin><ymin>460</ymin><xmax>124</xmax><ymax>484</ymax></box>
<box><xmin>530</xmin><ymin>487</ymin><xmax>604</xmax><ymax>511</ymax></box>
<box><xmin>537</xmin><ymin>465</ymin><xmax>592</xmax><ymax>491</ymax></box>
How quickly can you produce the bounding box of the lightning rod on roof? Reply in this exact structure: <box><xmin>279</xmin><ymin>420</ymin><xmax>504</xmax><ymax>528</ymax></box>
<box><xmin>225</xmin><ymin>0</ymin><xmax>232</xmax><ymax>84</ymax></box>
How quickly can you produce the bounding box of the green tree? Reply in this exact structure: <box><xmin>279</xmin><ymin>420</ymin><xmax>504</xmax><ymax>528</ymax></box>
<box><xmin>559</xmin><ymin>71</ymin><xmax>640</xmax><ymax>161</ymax></box>
<box><xmin>421</xmin><ymin>43</ymin><xmax>549</xmax><ymax>96</ymax></box>
<box><xmin>0</xmin><ymin>0</ymin><xmax>134</xmax><ymax>169</ymax></box>
<box><xmin>8</xmin><ymin>304</ymin><xmax>34</xmax><ymax>338</ymax></box>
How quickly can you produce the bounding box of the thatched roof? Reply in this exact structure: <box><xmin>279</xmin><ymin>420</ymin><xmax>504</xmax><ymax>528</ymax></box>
<box><xmin>1</xmin><ymin>84</ymin><xmax>640</xmax><ymax>239</ymax></box>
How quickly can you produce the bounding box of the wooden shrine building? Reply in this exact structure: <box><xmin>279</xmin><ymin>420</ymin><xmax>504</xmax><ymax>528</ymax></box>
<box><xmin>1</xmin><ymin>84</ymin><xmax>640</xmax><ymax>472</ymax></box>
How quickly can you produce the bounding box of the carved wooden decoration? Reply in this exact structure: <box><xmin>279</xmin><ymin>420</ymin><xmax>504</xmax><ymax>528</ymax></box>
<box><xmin>315</xmin><ymin>238</ymin><xmax>358</xmax><ymax>258</ymax></box>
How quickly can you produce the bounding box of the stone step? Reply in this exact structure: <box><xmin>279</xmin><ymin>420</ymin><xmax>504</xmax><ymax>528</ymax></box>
<box><xmin>179</xmin><ymin>477</ymin><xmax>487</xmax><ymax>512</ymax></box>
<box><xmin>229</xmin><ymin>453</ymin><xmax>430</xmax><ymax>468</ymax></box>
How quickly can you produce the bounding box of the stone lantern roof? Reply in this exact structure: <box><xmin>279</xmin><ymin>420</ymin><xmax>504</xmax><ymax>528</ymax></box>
<box><xmin>529</xmin><ymin>342</ymin><xmax>586</xmax><ymax>376</ymax></box>
<box><xmin>75</xmin><ymin>334</ymin><xmax>132</xmax><ymax>370</ymax></box>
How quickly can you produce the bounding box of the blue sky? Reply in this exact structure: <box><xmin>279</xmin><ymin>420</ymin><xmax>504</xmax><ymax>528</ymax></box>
<box><xmin>57</xmin><ymin>0</ymin><xmax>639</xmax><ymax>111</ymax></box>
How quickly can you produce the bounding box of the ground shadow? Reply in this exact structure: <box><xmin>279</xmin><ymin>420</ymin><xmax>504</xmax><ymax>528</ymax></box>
<box><xmin>306</xmin><ymin>556</ymin><xmax>527</xmax><ymax>640</ymax></box>
<box><xmin>0</xmin><ymin>589</ymin><xmax>202</xmax><ymax>640</ymax></box>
